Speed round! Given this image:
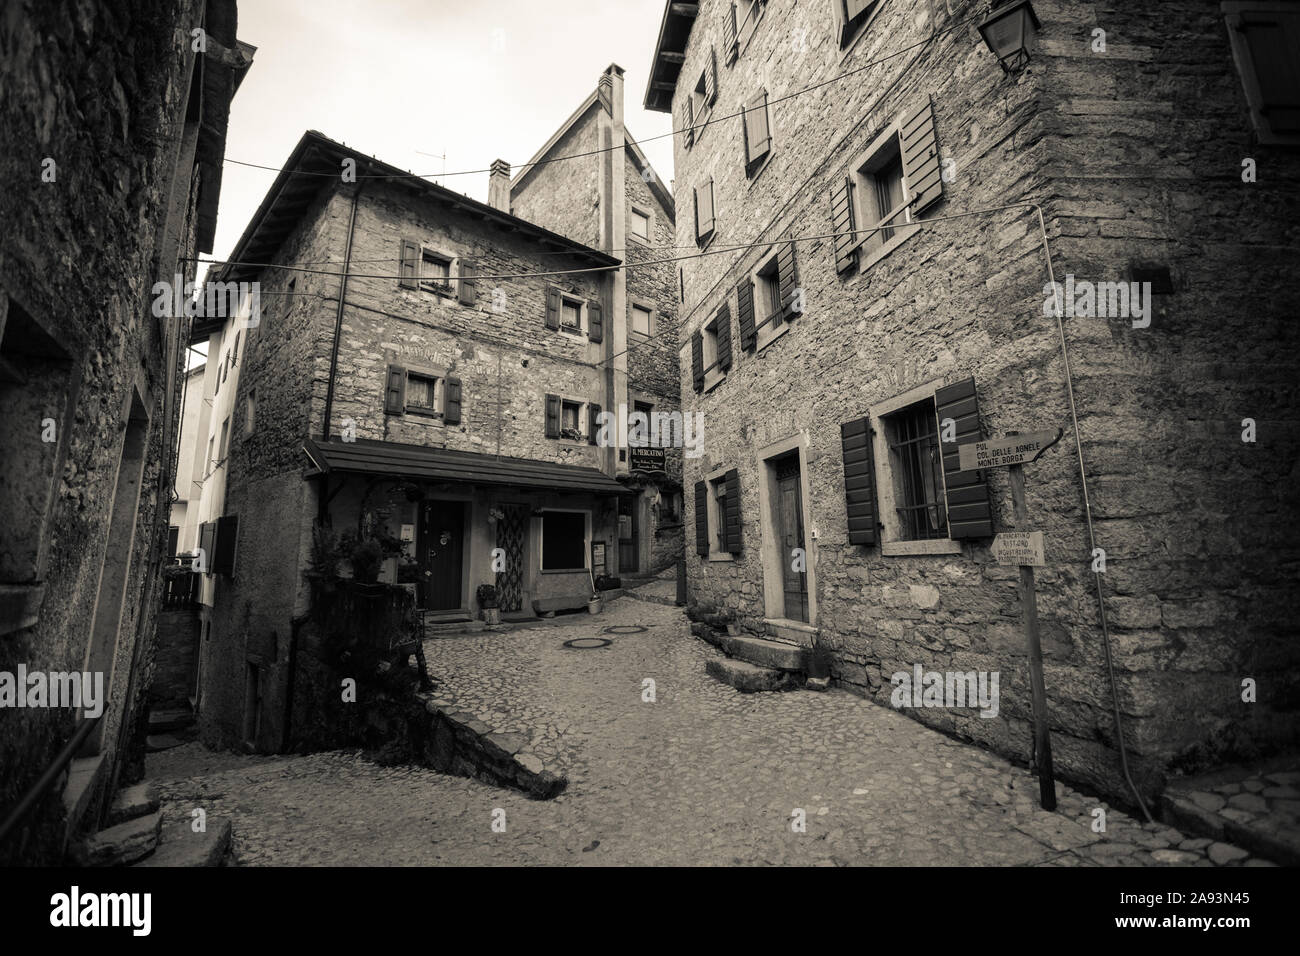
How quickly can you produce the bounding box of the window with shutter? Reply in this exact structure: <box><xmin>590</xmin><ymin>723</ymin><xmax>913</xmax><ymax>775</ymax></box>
<box><xmin>684</xmin><ymin>95</ymin><xmax>695</xmax><ymax>148</ymax></box>
<box><xmin>444</xmin><ymin>376</ymin><xmax>462</xmax><ymax>425</ymax></box>
<box><xmin>588</xmin><ymin>403</ymin><xmax>601</xmax><ymax>445</ymax></box>
<box><xmin>694</xmin><ymin>178</ymin><xmax>715</xmax><ymax>245</ymax></box>
<box><xmin>776</xmin><ymin>241</ymin><xmax>801</xmax><ymax>320</ymax></box>
<box><xmin>723</xmin><ymin>468</ymin><xmax>743</xmax><ymax>554</ymax></box>
<box><xmin>736</xmin><ymin>278</ymin><xmax>757</xmax><ymax>351</ymax></box>
<box><xmin>544</xmin><ymin>394</ymin><xmax>561</xmax><ymax>438</ymax></box>
<box><xmin>385</xmin><ymin>365</ymin><xmax>406</xmax><ymax>416</ymax></box>
<box><xmin>588</xmin><ymin>299</ymin><xmax>603</xmax><ymax>343</ymax></box>
<box><xmin>830</xmin><ymin>176</ymin><xmax>859</xmax><ymax>275</ymax></box>
<box><xmin>835</xmin><ymin>0</ymin><xmax>880</xmax><ymax>48</ymax></box>
<box><xmin>934</xmin><ymin>377</ymin><xmax>993</xmax><ymax>539</ymax></box>
<box><xmin>901</xmin><ymin>99</ymin><xmax>943</xmax><ymax>215</ymax></box>
<box><xmin>213</xmin><ymin>514</ymin><xmax>239</xmax><ymax>576</ymax></box>
<box><xmin>545</xmin><ymin>287</ymin><xmax>561</xmax><ymax>329</ymax></box>
<box><xmin>840</xmin><ymin>417</ymin><xmax>878</xmax><ymax>545</ymax></box>
<box><xmin>723</xmin><ymin>3</ymin><xmax>739</xmax><ymax>64</ymax></box>
<box><xmin>743</xmin><ymin>90</ymin><xmax>771</xmax><ymax>176</ymax></box>
<box><xmin>1224</xmin><ymin>5</ymin><xmax>1300</xmax><ymax>144</ymax></box>
<box><xmin>694</xmin><ymin>480</ymin><xmax>709</xmax><ymax>556</ymax></box>
<box><xmin>714</xmin><ymin>303</ymin><xmax>733</xmax><ymax>371</ymax></box>
<box><xmin>691</xmin><ymin>330</ymin><xmax>704</xmax><ymax>393</ymax></box>
<box><xmin>457</xmin><ymin>260</ymin><xmax>477</xmax><ymax>305</ymax></box>
<box><xmin>399</xmin><ymin>240</ymin><xmax>419</xmax><ymax>289</ymax></box>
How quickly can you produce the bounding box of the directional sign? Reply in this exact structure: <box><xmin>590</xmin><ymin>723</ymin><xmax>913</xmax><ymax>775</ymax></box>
<box><xmin>958</xmin><ymin>429</ymin><xmax>1061</xmax><ymax>471</ymax></box>
<box><xmin>991</xmin><ymin>531</ymin><xmax>1045</xmax><ymax>567</ymax></box>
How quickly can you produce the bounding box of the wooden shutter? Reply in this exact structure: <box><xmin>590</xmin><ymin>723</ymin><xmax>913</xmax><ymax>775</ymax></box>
<box><xmin>705</xmin><ymin>47</ymin><xmax>718</xmax><ymax>107</ymax></box>
<box><xmin>684</xmin><ymin>95</ymin><xmax>695</xmax><ymax>147</ymax></box>
<box><xmin>399</xmin><ymin>240</ymin><xmax>419</xmax><ymax>289</ymax></box>
<box><xmin>743</xmin><ymin>90</ymin><xmax>771</xmax><ymax>171</ymax></box>
<box><xmin>934</xmin><ymin>376</ymin><xmax>993</xmax><ymax>538</ymax></box>
<box><xmin>694</xmin><ymin>481</ymin><xmax>709</xmax><ymax>556</ymax></box>
<box><xmin>724</xmin><ymin>468</ymin><xmax>743</xmax><ymax>553</ymax></box>
<box><xmin>694</xmin><ymin>178</ymin><xmax>714</xmax><ymax>242</ymax></box>
<box><xmin>197</xmin><ymin>521</ymin><xmax>215</xmax><ymax>572</ymax></box>
<box><xmin>545</xmin><ymin>287</ymin><xmax>561</xmax><ymax>329</ymax></box>
<box><xmin>212</xmin><ymin>515</ymin><xmax>238</xmax><ymax>576</ymax></box>
<box><xmin>444</xmin><ymin>376</ymin><xmax>462</xmax><ymax>425</ymax></box>
<box><xmin>736</xmin><ymin>278</ymin><xmax>756</xmax><ymax>351</ymax></box>
<box><xmin>830</xmin><ymin>176</ymin><xmax>859</xmax><ymax>274</ymax></box>
<box><xmin>457</xmin><ymin>260</ymin><xmax>477</xmax><ymax>305</ymax></box>
<box><xmin>902</xmin><ymin>98</ymin><xmax>943</xmax><ymax>214</ymax></box>
<box><xmin>587</xmin><ymin>403</ymin><xmax>601</xmax><ymax>445</ymax></box>
<box><xmin>385</xmin><ymin>365</ymin><xmax>406</xmax><ymax>415</ymax></box>
<box><xmin>723</xmin><ymin>3</ymin><xmax>739</xmax><ymax>64</ymax></box>
<box><xmin>588</xmin><ymin>299</ymin><xmax>603</xmax><ymax>343</ymax></box>
<box><xmin>715</xmin><ymin>303</ymin><xmax>733</xmax><ymax>371</ymax></box>
<box><xmin>691</xmin><ymin>330</ymin><xmax>704</xmax><ymax>392</ymax></box>
<box><xmin>840</xmin><ymin>416</ymin><xmax>878</xmax><ymax>545</ymax></box>
<box><xmin>777</xmin><ymin>241</ymin><xmax>801</xmax><ymax>319</ymax></box>
<box><xmin>544</xmin><ymin>394</ymin><xmax>561</xmax><ymax>438</ymax></box>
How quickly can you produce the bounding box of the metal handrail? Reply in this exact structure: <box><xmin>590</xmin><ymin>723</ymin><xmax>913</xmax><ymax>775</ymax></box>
<box><xmin>0</xmin><ymin>713</ymin><xmax>101</xmax><ymax>847</ymax></box>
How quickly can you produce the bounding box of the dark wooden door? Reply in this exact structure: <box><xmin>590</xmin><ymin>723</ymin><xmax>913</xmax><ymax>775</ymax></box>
<box><xmin>420</xmin><ymin>500</ymin><xmax>464</xmax><ymax>610</ymax></box>
<box><xmin>618</xmin><ymin>495</ymin><xmax>638</xmax><ymax>573</ymax></box>
<box><xmin>776</xmin><ymin>460</ymin><xmax>808</xmax><ymax>623</ymax></box>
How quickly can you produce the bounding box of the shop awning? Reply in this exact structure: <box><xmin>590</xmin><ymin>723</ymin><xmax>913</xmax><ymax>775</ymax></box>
<box><xmin>302</xmin><ymin>437</ymin><xmax>627</xmax><ymax>495</ymax></box>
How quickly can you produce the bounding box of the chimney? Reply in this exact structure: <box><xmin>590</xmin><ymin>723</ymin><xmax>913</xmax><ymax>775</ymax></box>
<box><xmin>488</xmin><ymin>159</ymin><xmax>511</xmax><ymax>212</ymax></box>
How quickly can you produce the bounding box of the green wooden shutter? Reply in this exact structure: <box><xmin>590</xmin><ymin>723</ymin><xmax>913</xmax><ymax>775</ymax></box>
<box><xmin>724</xmin><ymin>468</ymin><xmax>743</xmax><ymax>553</ymax></box>
<box><xmin>457</xmin><ymin>259</ymin><xmax>477</xmax><ymax>305</ymax></box>
<box><xmin>777</xmin><ymin>241</ymin><xmax>801</xmax><ymax>319</ymax></box>
<box><xmin>545</xmin><ymin>287</ymin><xmax>560</xmax><ymax>329</ymax></box>
<box><xmin>694</xmin><ymin>480</ymin><xmax>709</xmax><ymax>556</ymax></box>
<box><xmin>831</xmin><ymin>176</ymin><xmax>859</xmax><ymax>274</ymax></box>
<box><xmin>588</xmin><ymin>403</ymin><xmax>601</xmax><ymax>445</ymax></box>
<box><xmin>385</xmin><ymin>365</ymin><xmax>406</xmax><ymax>415</ymax></box>
<box><xmin>840</xmin><ymin>416</ymin><xmax>878</xmax><ymax>545</ymax></box>
<box><xmin>544</xmin><ymin>394</ymin><xmax>561</xmax><ymax>438</ymax></box>
<box><xmin>723</xmin><ymin>3</ymin><xmax>739</xmax><ymax>64</ymax></box>
<box><xmin>743</xmin><ymin>90</ymin><xmax>770</xmax><ymax>172</ymax></box>
<box><xmin>399</xmin><ymin>240</ymin><xmax>419</xmax><ymax>289</ymax></box>
<box><xmin>213</xmin><ymin>514</ymin><xmax>239</xmax><ymax>576</ymax></box>
<box><xmin>935</xmin><ymin>376</ymin><xmax>993</xmax><ymax>538</ymax></box>
<box><xmin>444</xmin><ymin>376</ymin><xmax>462</xmax><ymax>425</ymax></box>
<box><xmin>736</xmin><ymin>278</ymin><xmax>756</xmax><ymax>351</ymax></box>
<box><xmin>715</xmin><ymin>303</ymin><xmax>733</xmax><ymax>371</ymax></box>
<box><xmin>691</xmin><ymin>330</ymin><xmax>704</xmax><ymax>392</ymax></box>
<box><xmin>902</xmin><ymin>98</ymin><xmax>943</xmax><ymax>214</ymax></box>
<box><xmin>588</xmin><ymin>299</ymin><xmax>603</xmax><ymax>343</ymax></box>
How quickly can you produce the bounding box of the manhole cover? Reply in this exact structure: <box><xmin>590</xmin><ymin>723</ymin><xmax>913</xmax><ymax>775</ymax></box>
<box><xmin>602</xmin><ymin>625</ymin><xmax>648</xmax><ymax>634</ymax></box>
<box><xmin>563</xmin><ymin>637</ymin><xmax>612</xmax><ymax>649</ymax></box>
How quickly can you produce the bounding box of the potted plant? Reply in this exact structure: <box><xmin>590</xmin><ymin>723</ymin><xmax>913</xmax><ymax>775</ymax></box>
<box><xmin>587</xmin><ymin>592</ymin><xmax>602</xmax><ymax>615</ymax></box>
<box><xmin>477</xmin><ymin>584</ymin><xmax>501</xmax><ymax>625</ymax></box>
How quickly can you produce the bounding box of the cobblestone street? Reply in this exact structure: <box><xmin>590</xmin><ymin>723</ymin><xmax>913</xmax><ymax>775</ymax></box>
<box><xmin>149</xmin><ymin>595</ymin><xmax>1266</xmax><ymax>866</ymax></box>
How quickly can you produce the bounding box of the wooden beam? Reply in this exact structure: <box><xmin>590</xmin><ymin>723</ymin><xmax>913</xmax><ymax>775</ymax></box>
<box><xmin>669</xmin><ymin>3</ymin><xmax>698</xmax><ymax>16</ymax></box>
<box><xmin>659</xmin><ymin>51</ymin><xmax>686</xmax><ymax>63</ymax></box>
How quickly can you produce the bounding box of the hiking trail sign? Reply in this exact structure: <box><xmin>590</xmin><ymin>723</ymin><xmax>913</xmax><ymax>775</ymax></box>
<box><xmin>991</xmin><ymin>530</ymin><xmax>1045</xmax><ymax>567</ymax></box>
<box><xmin>958</xmin><ymin>428</ymin><xmax>1062</xmax><ymax>471</ymax></box>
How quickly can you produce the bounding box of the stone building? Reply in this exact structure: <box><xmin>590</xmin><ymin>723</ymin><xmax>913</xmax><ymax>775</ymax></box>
<box><xmin>649</xmin><ymin>0</ymin><xmax>1300</xmax><ymax>807</ymax></box>
<box><xmin>189</xmin><ymin>67</ymin><xmax>680</xmax><ymax>752</ymax></box>
<box><xmin>0</xmin><ymin>0</ymin><xmax>251</xmax><ymax>863</ymax></box>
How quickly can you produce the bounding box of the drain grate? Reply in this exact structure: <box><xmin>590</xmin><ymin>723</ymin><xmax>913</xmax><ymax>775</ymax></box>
<box><xmin>563</xmin><ymin>637</ymin><xmax>612</xmax><ymax>649</ymax></box>
<box><xmin>602</xmin><ymin>625</ymin><xmax>648</xmax><ymax>634</ymax></box>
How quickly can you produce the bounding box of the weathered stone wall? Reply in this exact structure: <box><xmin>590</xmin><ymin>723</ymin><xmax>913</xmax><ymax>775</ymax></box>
<box><xmin>150</xmin><ymin>607</ymin><xmax>200</xmax><ymax>712</ymax></box>
<box><xmin>510</xmin><ymin>106</ymin><xmax>601</xmax><ymax>249</ymax></box>
<box><xmin>673</xmin><ymin>0</ymin><xmax>1300</xmax><ymax>805</ymax></box>
<box><xmin>0</xmin><ymin>0</ymin><xmax>226</xmax><ymax>863</ymax></box>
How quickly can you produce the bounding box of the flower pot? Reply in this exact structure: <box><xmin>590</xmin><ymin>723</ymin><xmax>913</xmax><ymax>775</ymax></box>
<box><xmin>587</xmin><ymin>599</ymin><xmax>602</xmax><ymax>615</ymax></box>
<box><xmin>483</xmin><ymin>607</ymin><xmax>501</xmax><ymax>625</ymax></box>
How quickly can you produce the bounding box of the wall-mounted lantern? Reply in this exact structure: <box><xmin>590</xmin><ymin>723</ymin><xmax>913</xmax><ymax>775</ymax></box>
<box><xmin>978</xmin><ymin>1</ymin><xmax>1041</xmax><ymax>74</ymax></box>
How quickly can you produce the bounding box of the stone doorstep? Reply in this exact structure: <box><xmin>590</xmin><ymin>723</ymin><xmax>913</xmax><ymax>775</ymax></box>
<box><xmin>721</xmin><ymin>634</ymin><xmax>809</xmax><ymax>672</ymax></box>
<box><xmin>134</xmin><ymin>817</ymin><xmax>232</xmax><ymax>868</ymax></box>
<box><xmin>105</xmin><ymin>782</ymin><xmax>161</xmax><ymax>829</ymax></box>
<box><xmin>706</xmin><ymin>658</ymin><xmax>805</xmax><ymax>694</ymax></box>
<box><xmin>69</xmin><ymin>810</ymin><xmax>162</xmax><ymax>867</ymax></box>
<box><xmin>764</xmin><ymin>617</ymin><xmax>819</xmax><ymax>648</ymax></box>
<box><xmin>1161</xmin><ymin>792</ymin><xmax>1296</xmax><ymax>866</ymax></box>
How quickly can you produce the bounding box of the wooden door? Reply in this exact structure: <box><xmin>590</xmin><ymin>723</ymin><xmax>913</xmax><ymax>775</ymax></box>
<box><xmin>420</xmin><ymin>500</ymin><xmax>464</xmax><ymax>610</ymax></box>
<box><xmin>776</xmin><ymin>459</ymin><xmax>808</xmax><ymax>622</ymax></box>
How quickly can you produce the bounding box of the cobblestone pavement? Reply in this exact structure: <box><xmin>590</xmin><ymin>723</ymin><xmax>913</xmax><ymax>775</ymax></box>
<box><xmin>150</xmin><ymin>597</ymin><xmax>1266</xmax><ymax>866</ymax></box>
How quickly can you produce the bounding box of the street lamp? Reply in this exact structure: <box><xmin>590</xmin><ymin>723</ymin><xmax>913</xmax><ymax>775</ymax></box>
<box><xmin>978</xmin><ymin>1</ymin><xmax>1041</xmax><ymax>74</ymax></box>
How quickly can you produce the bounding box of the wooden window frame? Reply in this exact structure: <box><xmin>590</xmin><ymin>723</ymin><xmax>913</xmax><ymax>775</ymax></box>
<box><xmin>630</xmin><ymin>301</ymin><xmax>655</xmax><ymax>338</ymax></box>
<box><xmin>558</xmin><ymin>294</ymin><xmax>586</xmax><ymax>335</ymax></box>
<box><xmin>630</xmin><ymin>205</ymin><xmax>653</xmax><ymax>244</ymax></box>
<box><xmin>704</xmin><ymin>466</ymin><xmax>734</xmax><ymax>561</ymax></box>
<box><xmin>835</xmin><ymin>0</ymin><xmax>884</xmax><ymax>56</ymax></box>
<box><xmin>851</xmin><ymin>118</ymin><xmax>919</xmax><ymax>273</ymax></box>
<box><xmin>750</xmin><ymin>252</ymin><xmax>789</xmax><ymax>351</ymax></box>
<box><xmin>419</xmin><ymin>247</ymin><xmax>456</xmax><ymax>297</ymax></box>
<box><xmin>701</xmin><ymin>313</ymin><xmax>726</xmax><ymax>392</ymax></box>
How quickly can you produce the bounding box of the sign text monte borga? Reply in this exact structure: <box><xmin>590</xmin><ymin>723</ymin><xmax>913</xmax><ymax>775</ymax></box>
<box><xmin>991</xmin><ymin>531</ymin><xmax>1046</xmax><ymax>567</ymax></box>
<box><xmin>957</xmin><ymin>429</ymin><xmax>1060</xmax><ymax>471</ymax></box>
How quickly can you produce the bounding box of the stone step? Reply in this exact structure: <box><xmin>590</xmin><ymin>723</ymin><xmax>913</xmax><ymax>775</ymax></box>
<box><xmin>148</xmin><ymin>708</ymin><xmax>195</xmax><ymax>733</ymax></box>
<box><xmin>721</xmin><ymin>634</ymin><xmax>808</xmax><ymax>672</ymax></box>
<box><xmin>764</xmin><ymin>618</ymin><xmax>819</xmax><ymax>646</ymax></box>
<box><xmin>69</xmin><ymin>810</ymin><xmax>162</xmax><ymax>866</ymax></box>
<box><xmin>145</xmin><ymin>733</ymin><xmax>186</xmax><ymax>752</ymax></box>
<box><xmin>135</xmin><ymin>818</ymin><xmax>232</xmax><ymax>868</ymax></box>
<box><xmin>105</xmin><ymin>782</ymin><xmax>161</xmax><ymax>828</ymax></box>
<box><xmin>706</xmin><ymin>658</ymin><xmax>804</xmax><ymax>693</ymax></box>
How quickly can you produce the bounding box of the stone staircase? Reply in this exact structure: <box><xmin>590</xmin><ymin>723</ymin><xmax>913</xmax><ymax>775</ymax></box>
<box><xmin>694</xmin><ymin>615</ymin><xmax>830</xmax><ymax>693</ymax></box>
<box><xmin>67</xmin><ymin>781</ymin><xmax>233</xmax><ymax>867</ymax></box>
<box><xmin>145</xmin><ymin>706</ymin><xmax>197</xmax><ymax>753</ymax></box>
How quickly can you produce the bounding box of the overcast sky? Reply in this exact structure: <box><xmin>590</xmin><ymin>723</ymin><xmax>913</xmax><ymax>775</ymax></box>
<box><xmin>211</xmin><ymin>0</ymin><xmax>676</xmax><ymax>274</ymax></box>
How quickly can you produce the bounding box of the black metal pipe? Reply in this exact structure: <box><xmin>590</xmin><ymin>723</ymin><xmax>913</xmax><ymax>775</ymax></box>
<box><xmin>321</xmin><ymin>180</ymin><xmax>363</xmax><ymax>441</ymax></box>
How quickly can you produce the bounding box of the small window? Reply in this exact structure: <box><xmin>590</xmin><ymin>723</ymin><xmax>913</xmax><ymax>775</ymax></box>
<box><xmin>882</xmin><ymin>399</ymin><xmax>947</xmax><ymax>541</ymax></box>
<box><xmin>854</xmin><ymin>131</ymin><xmax>912</xmax><ymax>263</ymax></box>
<box><xmin>420</xmin><ymin>251</ymin><xmax>453</xmax><ymax>294</ymax></box>
<box><xmin>631</xmin><ymin>208</ymin><xmax>650</xmax><ymax>242</ymax></box>
<box><xmin>560</xmin><ymin>297</ymin><xmax>583</xmax><ymax>333</ymax></box>
<box><xmin>631</xmin><ymin>304</ymin><xmax>652</xmax><ymax>336</ymax></box>
<box><xmin>702</xmin><ymin>315</ymin><xmax>721</xmax><ymax>376</ymax></box>
<box><xmin>406</xmin><ymin>372</ymin><xmax>442</xmax><ymax>415</ymax></box>
<box><xmin>692</xmin><ymin>71</ymin><xmax>712</xmax><ymax>135</ymax></box>
<box><xmin>755</xmin><ymin>255</ymin><xmax>782</xmax><ymax>330</ymax></box>
<box><xmin>837</xmin><ymin>0</ymin><xmax>880</xmax><ymax>48</ymax></box>
<box><xmin>541</xmin><ymin>510</ymin><xmax>587</xmax><ymax>570</ymax></box>
<box><xmin>219</xmin><ymin>417</ymin><xmax>230</xmax><ymax>460</ymax></box>
<box><xmin>560</xmin><ymin>399</ymin><xmax>583</xmax><ymax>439</ymax></box>
<box><xmin>711</xmin><ymin>477</ymin><xmax>730</xmax><ymax>554</ymax></box>
<box><xmin>1223</xmin><ymin>3</ymin><xmax>1300</xmax><ymax>144</ymax></box>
